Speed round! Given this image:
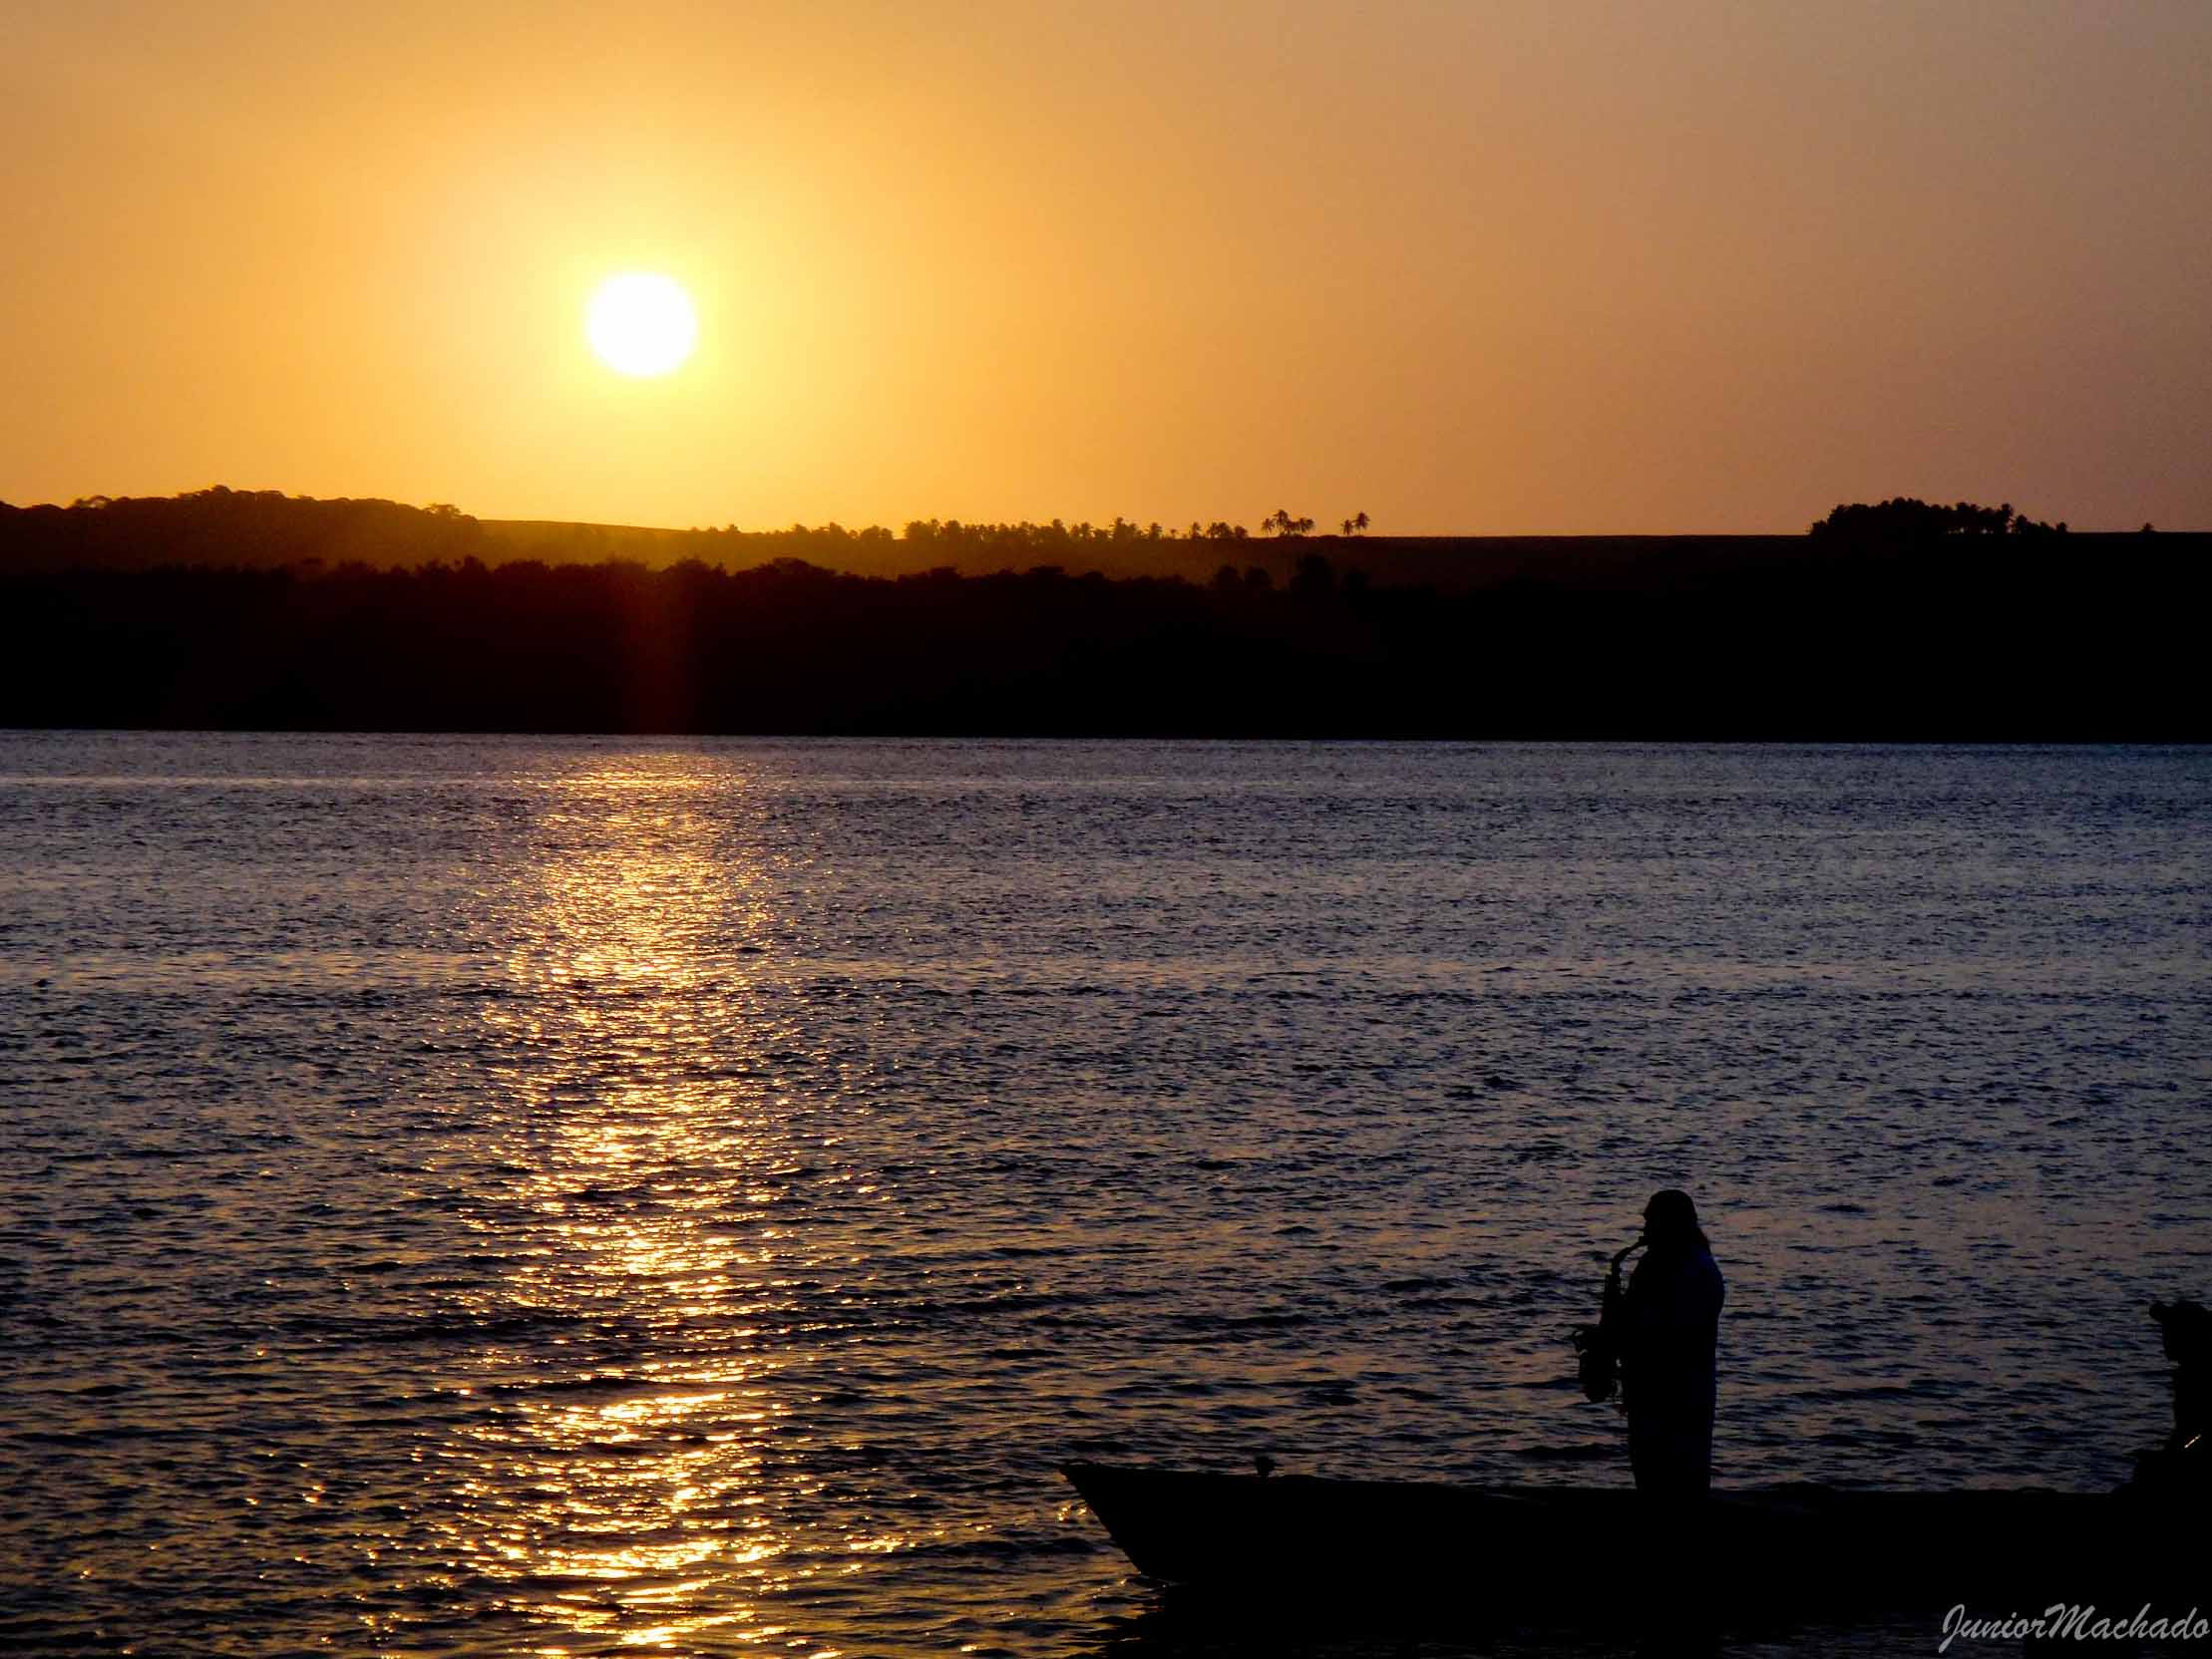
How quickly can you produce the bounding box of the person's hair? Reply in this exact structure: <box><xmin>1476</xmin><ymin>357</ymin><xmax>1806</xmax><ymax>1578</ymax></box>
<box><xmin>1646</xmin><ymin>1188</ymin><xmax>1709</xmax><ymax>1251</ymax></box>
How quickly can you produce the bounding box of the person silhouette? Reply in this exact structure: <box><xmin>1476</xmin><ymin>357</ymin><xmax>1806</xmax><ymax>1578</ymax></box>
<box><xmin>2148</xmin><ymin>1298</ymin><xmax>2208</xmax><ymax>1459</ymax></box>
<box><xmin>1620</xmin><ymin>1189</ymin><xmax>1725</xmax><ymax>1500</ymax></box>
<box><xmin>2125</xmin><ymin>1298</ymin><xmax>2210</xmax><ymax>1498</ymax></box>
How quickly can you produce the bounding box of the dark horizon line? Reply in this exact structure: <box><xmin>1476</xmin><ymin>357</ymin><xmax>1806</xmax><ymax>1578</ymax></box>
<box><xmin>5</xmin><ymin>487</ymin><xmax>2194</xmax><ymax>539</ymax></box>
<box><xmin>8</xmin><ymin>498</ymin><xmax>2200</xmax><ymax>741</ymax></box>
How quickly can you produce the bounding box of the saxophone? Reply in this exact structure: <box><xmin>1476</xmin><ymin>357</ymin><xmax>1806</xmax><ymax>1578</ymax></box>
<box><xmin>1572</xmin><ymin>1237</ymin><xmax>1644</xmax><ymax>1405</ymax></box>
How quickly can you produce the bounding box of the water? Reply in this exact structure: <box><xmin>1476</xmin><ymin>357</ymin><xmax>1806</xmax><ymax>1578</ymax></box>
<box><xmin>2</xmin><ymin>736</ymin><xmax>2206</xmax><ymax>1656</ymax></box>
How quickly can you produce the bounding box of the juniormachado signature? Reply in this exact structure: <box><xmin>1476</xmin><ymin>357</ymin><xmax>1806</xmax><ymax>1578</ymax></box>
<box><xmin>1941</xmin><ymin>1603</ymin><xmax>2207</xmax><ymax>1651</ymax></box>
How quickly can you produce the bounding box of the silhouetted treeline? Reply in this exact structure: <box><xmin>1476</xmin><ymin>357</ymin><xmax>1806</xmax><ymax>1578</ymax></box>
<box><xmin>1811</xmin><ymin>498</ymin><xmax>2071</xmax><ymax>539</ymax></box>
<box><xmin>493</xmin><ymin>512</ymin><xmax>1308</xmax><ymax>582</ymax></box>
<box><xmin>9</xmin><ymin>488</ymin><xmax>2155</xmax><ymax>596</ymax></box>
<box><xmin>1</xmin><ymin>538</ymin><xmax>2202</xmax><ymax>737</ymax></box>
<box><xmin>2</xmin><ymin>489</ymin><xmax>1955</xmax><ymax>592</ymax></box>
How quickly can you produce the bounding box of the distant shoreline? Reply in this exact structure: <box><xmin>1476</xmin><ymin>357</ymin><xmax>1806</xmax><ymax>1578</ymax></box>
<box><xmin>5</xmin><ymin>493</ymin><xmax>2202</xmax><ymax>739</ymax></box>
<box><xmin>2</xmin><ymin>557</ymin><xmax>2201</xmax><ymax>740</ymax></box>
<box><xmin>5</xmin><ymin>488</ymin><xmax>2195</xmax><ymax>589</ymax></box>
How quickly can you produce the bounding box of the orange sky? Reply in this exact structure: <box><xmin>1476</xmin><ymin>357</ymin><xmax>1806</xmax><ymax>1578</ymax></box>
<box><xmin>5</xmin><ymin>1</ymin><xmax>2207</xmax><ymax>533</ymax></box>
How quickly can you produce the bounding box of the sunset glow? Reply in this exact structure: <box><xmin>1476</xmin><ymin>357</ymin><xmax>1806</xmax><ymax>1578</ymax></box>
<box><xmin>2</xmin><ymin>2</ymin><xmax>2207</xmax><ymax>531</ymax></box>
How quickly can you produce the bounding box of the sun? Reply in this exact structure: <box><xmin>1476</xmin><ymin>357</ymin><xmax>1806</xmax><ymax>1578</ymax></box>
<box><xmin>585</xmin><ymin>273</ymin><xmax>697</xmax><ymax>377</ymax></box>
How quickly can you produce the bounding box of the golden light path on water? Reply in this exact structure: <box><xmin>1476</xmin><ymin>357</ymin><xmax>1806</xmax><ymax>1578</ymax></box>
<box><xmin>441</xmin><ymin>758</ymin><xmax>906</xmax><ymax>1656</ymax></box>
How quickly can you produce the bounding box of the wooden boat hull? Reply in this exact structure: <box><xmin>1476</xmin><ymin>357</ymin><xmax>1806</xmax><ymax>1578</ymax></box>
<box><xmin>1062</xmin><ymin>1462</ymin><xmax>2202</xmax><ymax>1619</ymax></box>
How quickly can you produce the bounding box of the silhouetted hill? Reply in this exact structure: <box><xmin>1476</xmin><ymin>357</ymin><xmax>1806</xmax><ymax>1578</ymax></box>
<box><xmin>2</xmin><ymin>490</ymin><xmax>2201</xmax><ymax>736</ymax></box>
<box><xmin>0</xmin><ymin>488</ymin><xmax>489</xmax><ymax>572</ymax></box>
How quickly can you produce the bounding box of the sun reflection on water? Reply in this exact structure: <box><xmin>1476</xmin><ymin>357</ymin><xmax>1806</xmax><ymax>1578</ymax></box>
<box><xmin>437</xmin><ymin>755</ymin><xmax>896</xmax><ymax>1652</ymax></box>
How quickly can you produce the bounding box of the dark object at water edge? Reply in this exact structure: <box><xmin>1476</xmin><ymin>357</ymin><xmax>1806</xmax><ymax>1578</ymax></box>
<box><xmin>1061</xmin><ymin>1462</ymin><xmax>2202</xmax><ymax>1621</ymax></box>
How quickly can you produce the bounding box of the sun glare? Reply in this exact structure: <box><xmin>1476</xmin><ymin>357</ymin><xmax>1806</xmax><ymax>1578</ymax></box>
<box><xmin>585</xmin><ymin>273</ymin><xmax>697</xmax><ymax>378</ymax></box>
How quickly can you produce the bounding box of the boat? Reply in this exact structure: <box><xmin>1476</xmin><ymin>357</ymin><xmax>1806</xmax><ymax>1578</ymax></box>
<box><xmin>1061</xmin><ymin>1461</ymin><xmax>2202</xmax><ymax>1622</ymax></box>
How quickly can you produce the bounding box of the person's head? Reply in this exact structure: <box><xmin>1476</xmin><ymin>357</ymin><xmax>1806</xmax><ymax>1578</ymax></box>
<box><xmin>2150</xmin><ymin>1299</ymin><xmax>2210</xmax><ymax>1368</ymax></box>
<box><xmin>1643</xmin><ymin>1188</ymin><xmax>1707</xmax><ymax>1253</ymax></box>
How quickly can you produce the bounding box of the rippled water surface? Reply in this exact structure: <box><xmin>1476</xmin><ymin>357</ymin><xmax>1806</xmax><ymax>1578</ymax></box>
<box><xmin>3</xmin><ymin>736</ymin><xmax>2207</xmax><ymax>1656</ymax></box>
